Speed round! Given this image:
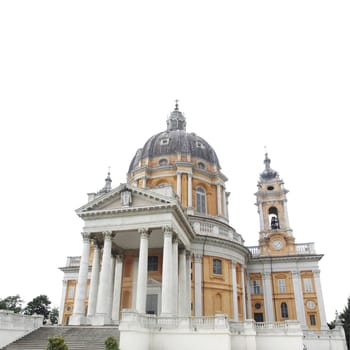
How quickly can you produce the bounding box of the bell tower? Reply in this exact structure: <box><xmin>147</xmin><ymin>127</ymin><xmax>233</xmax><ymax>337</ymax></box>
<box><xmin>255</xmin><ymin>153</ymin><xmax>295</xmax><ymax>255</ymax></box>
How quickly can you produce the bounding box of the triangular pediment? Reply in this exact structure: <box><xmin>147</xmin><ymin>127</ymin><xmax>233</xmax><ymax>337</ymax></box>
<box><xmin>76</xmin><ymin>184</ymin><xmax>177</xmax><ymax>215</ymax></box>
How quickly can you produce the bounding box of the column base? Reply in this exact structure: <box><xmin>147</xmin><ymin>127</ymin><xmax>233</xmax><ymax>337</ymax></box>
<box><xmin>91</xmin><ymin>314</ymin><xmax>113</xmax><ymax>326</ymax></box>
<box><xmin>69</xmin><ymin>314</ymin><xmax>89</xmax><ymax>326</ymax></box>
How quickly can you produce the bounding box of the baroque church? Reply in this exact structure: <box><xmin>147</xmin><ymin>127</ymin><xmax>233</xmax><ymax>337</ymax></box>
<box><xmin>58</xmin><ymin>103</ymin><xmax>346</xmax><ymax>350</ymax></box>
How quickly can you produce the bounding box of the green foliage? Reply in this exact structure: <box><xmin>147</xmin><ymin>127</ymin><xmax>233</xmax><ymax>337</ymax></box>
<box><xmin>24</xmin><ymin>295</ymin><xmax>51</xmax><ymax>324</ymax></box>
<box><xmin>47</xmin><ymin>336</ymin><xmax>68</xmax><ymax>350</ymax></box>
<box><xmin>105</xmin><ymin>336</ymin><xmax>119</xmax><ymax>350</ymax></box>
<box><xmin>339</xmin><ymin>297</ymin><xmax>350</xmax><ymax>350</ymax></box>
<box><xmin>49</xmin><ymin>307</ymin><xmax>59</xmax><ymax>325</ymax></box>
<box><xmin>0</xmin><ymin>295</ymin><xmax>23</xmax><ymax>313</ymax></box>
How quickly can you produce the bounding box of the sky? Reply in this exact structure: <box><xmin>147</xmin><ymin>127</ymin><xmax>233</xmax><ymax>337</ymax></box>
<box><xmin>0</xmin><ymin>1</ymin><xmax>349</xmax><ymax>323</ymax></box>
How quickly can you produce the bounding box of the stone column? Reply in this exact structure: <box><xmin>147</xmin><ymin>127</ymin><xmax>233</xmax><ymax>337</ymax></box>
<box><xmin>216</xmin><ymin>183</ymin><xmax>222</xmax><ymax>216</ymax></box>
<box><xmin>223</xmin><ymin>189</ymin><xmax>228</xmax><ymax>219</ymax></box>
<box><xmin>262</xmin><ymin>272</ymin><xmax>274</xmax><ymax>322</ymax></box>
<box><xmin>58</xmin><ymin>280</ymin><xmax>67</xmax><ymax>325</ymax></box>
<box><xmin>142</xmin><ymin>176</ymin><xmax>147</xmax><ymax>188</ymax></box>
<box><xmin>186</xmin><ymin>251</ymin><xmax>192</xmax><ymax>315</ymax></box>
<box><xmin>241</xmin><ymin>266</ymin><xmax>247</xmax><ymax>320</ymax></box>
<box><xmin>292</xmin><ymin>271</ymin><xmax>306</xmax><ymax>327</ymax></box>
<box><xmin>178</xmin><ymin>249</ymin><xmax>187</xmax><ymax>316</ymax></box>
<box><xmin>313</xmin><ymin>269</ymin><xmax>328</xmax><ymax>329</ymax></box>
<box><xmin>135</xmin><ymin>228</ymin><xmax>150</xmax><ymax>314</ymax></box>
<box><xmin>231</xmin><ymin>261</ymin><xmax>239</xmax><ymax>321</ymax></box>
<box><xmin>111</xmin><ymin>255</ymin><xmax>123</xmax><ymax>322</ymax></box>
<box><xmin>246</xmin><ymin>273</ymin><xmax>252</xmax><ymax>319</ymax></box>
<box><xmin>87</xmin><ymin>241</ymin><xmax>101</xmax><ymax>318</ymax></box>
<box><xmin>258</xmin><ymin>201</ymin><xmax>264</xmax><ymax>231</ymax></box>
<box><xmin>106</xmin><ymin>255</ymin><xmax>116</xmax><ymax>320</ymax></box>
<box><xmin>70</xmin><ymin>232</ymin><xmax>91</xmax><ymax>325</ymax></box>
<box><xmin>161</xmin><ymin>226</ymin><xmax>173</xmax><ymax>315</ymax></box>
<box><xmin>194</xmin><ymin>254</ymin><xmax>203</xmax><ymax>316</ymax></box>
<box><xmin>172</xmin><ymin>238</ymin><xmax>179</xmax><ymax>314</ymax></box>
<box><xmin>95</xmin><ymin>231</ymin><xmax>113</xmax><ymax>324</ymax></box>
<box><xmin>283</xmin><ymin>199</ymin><xmax>290</xmax><ymax>229</ymax></box>
<box><xmin>187</xmin><ymin>173</ymin><xmax>192</xmax><ymax>208</ymax></box>
<box><xmin>177</xmin><ymin>172</ymin><xmax>182</xmax><ymax>199</ymax></box>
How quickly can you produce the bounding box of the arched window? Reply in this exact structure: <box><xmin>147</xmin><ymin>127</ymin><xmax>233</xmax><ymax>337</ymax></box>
<box><xmin>159</xmin><ymin>159</ymin><xmax>168</xmax><ymax>166</ymax></box>
<box><xmin>269</xmin><ymin>206</ymin><xmax>280</xmax><ymax>229</ymax></box>
<box><xmin>198</xmin><ymin>162</ymin><xmax>205</xmax><ymax>170</ymax></box>
<box><xmin>281</xmin><ymin>302</ymin><xmax>288</xmax><ymax>318</ymax></box>
<box><xmin>196</xmin><ymin>186</ymin><xmax>206</xmax><ymax>214</ymax></box>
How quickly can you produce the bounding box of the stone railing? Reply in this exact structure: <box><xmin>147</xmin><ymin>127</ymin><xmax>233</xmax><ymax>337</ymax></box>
<box><xmin>190</xmin><ymin>218</ymin><xmax>244</xmax><ymax>244</ymax></box>
<box><xmin>229</xmin><ymin>320</ymin><xmax>300</xmax><ymax>333</ymax></box>
<box><xmin>121</xmin><ymin>310</ymin><xmax>227</xmax><ymax>331</ymax></box>
<box><xmin>66</xmin><ymin>256</ymin><xmax>81</xmax><ymax>267</ymax></box>
<box><xmin>295</xmin><ymin>243</ymin><xmax>316</xmax><ymax>254</ymax></box>
<box><xmin>247</xmin><ymin>242</ymin><xmax>316</xmax><ymax>257</ymax></box>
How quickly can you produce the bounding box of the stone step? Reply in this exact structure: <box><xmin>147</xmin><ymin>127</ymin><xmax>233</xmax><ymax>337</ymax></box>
<box><xmin>1</xmin><ymin>326</ymin><xmax>119</xmax><ymax>350</ymax></box>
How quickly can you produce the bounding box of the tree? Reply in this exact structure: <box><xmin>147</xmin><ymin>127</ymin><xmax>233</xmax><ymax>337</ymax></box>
<box><xmin>47</xmin><ymin>336</ymin><xmax>68</xmax><ymax>350</ymax></box>
<box><xmin>105</xmin><ymin>336</ymin><xmax>119</xmax><ymax>350</ymax></box>
<box><xmin>0</xmin><ymin>295</ymin><xmax>23</xmax><ymax>313</ymax></box>
<box><xmin>24</xmin><ymin>295</ymin><xmax>51</xmax><ymax>324</ymax></box>
<box><xmin>49</xmin><ymin>307</ymin><xmax>59</xmax><ymax>325</ymax></box>
<box><xmin>339</xmin><ymin>297</ymin><xmax>350</xmax><ymax>350</ymax></box>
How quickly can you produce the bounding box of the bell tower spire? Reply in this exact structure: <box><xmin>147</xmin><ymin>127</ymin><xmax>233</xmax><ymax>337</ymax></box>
<box><xmin>255</xmin><ymin>153</ymin><xmax>295</xmax><ymax>255</ymax></box>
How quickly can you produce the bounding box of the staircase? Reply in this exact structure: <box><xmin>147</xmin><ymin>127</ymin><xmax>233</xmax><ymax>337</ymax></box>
<box><xmin>1</xmin><ymin>326</ymin><xmax>120</xmax><ymax>350</ymax></box>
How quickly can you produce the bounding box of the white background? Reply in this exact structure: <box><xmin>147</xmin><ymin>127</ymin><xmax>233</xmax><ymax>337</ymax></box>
<box><xmin>0</xmin><ymin>0</ymin><xmax>349</xmax><ymax>323</ymax></box>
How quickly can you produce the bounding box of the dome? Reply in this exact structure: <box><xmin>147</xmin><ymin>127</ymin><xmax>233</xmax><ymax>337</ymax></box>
<box><xmin>128</xmin><ymin>103</ymin><xmax>221</xmax><ymax>174</ymax></box>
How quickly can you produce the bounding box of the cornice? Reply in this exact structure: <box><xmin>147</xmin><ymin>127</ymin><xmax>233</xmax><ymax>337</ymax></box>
<box><xmin>249</xmin><ymin>254</ymin><xmax>324</xmax><ymax>264</ymax></box>
<box><xmin>194</xmin><ymin>235</ymin><xmax>250</xmax><ymax>257</ymax></box>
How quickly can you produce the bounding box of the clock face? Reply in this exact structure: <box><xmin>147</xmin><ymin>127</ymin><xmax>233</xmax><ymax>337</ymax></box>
<box><xmin>306</xmin><ymin>301</ymin><xmax>316</xmax><ymax>309</ymax></box>
<box><xmin>271</xmin><ymin>239</ymin><xmax>283</xmax><ymax>250</ymax></box>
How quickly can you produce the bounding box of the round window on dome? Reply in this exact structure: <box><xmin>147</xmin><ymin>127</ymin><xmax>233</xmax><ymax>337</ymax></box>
<box><xmin>159</xmin><ymin>159</ymin><xmax>168</xmax><ymax>166</ymax></box>
<box><xmin>267</xmin><ymin>186</ymin><xmax>274</xmax><ymax>191</ymax></box>
<box><xmin>198</xmin><ymin>162</ymin><xmax>205</xmax><ymax>170</ymax></box>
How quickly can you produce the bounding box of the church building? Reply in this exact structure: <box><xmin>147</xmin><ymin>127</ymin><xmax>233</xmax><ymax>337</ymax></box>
<box><xmin>58</xmin><ymin>103</ymin><xmax>346</xmax><ymax>350</ymax></box>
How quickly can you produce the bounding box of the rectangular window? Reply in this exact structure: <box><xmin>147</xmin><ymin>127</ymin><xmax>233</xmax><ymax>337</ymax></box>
<box><xmin>251</xmin><ymin>280</ymin><xmax>261</xmax><ymax>294</ymax></box>
<box><xmin>148</xmin><ymin>256</ymin><xmax>159</xmax><ymax>272</ymax></box>
<box><xmin>310</xmin><ymin>314</ymin><xmax>316</xmax><ymax>326</ymax></box>
<box><xmin>277</xmin><ymin>279</ymin><xmax>287</xmax><ymax>293</ymax></box>
<box><xmin>213</xmin><ymin>259</ymin><xmax>222</xmax><ymax>275</ymax></box>
<box><xmin>67</xmin><ymin>284</ymin><xmax>75</xmax><ymax>299</ymax></box>
<box><xmin>304</xmin><ymin>278</ymin><xmax>313</xmax><ymax>293</ymax></box>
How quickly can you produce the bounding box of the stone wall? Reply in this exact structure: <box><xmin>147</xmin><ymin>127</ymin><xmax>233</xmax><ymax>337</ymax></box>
<box><xmin>0</xmin><ymin>310</ymin><xmax>43</xmax><ymax>348</ymax></box>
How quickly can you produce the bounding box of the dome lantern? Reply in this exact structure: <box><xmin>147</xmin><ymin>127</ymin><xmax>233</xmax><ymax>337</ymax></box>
<box><xmin>166</xmin><ymin>100</ymin><xmax>186</xmax><ymax>132</ymax></box>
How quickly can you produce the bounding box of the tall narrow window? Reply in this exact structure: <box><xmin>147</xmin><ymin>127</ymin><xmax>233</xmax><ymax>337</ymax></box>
<box><xmin>277</xmin><ymin>279</ymin><xmax>287</xmax><ymax>293</ymax></box>
<box><xmin>251</xmin><ymin>280</ymin><xmax>261</xmax><ymax>294</ymax></box>
<box><xmin>213</xmin><ymin>259</ymin><xmax>222</xmax><ymax>275</ymax></box>
<box><xmin>303</xmin><ymin>278</ymin><xmax>313</xmax><ymax>293</ymax></box>
<box><xmin>268</xmin><ymin>207</ymin><xmax>280</xmax><ymax>229</ymax></box>
<box><xmin>196</xmin><ymin>187</ymin><xmax>206</xmax><ymax>214</ymax></box>
<box><xmin>148</xmin><ymin>256</ymin><xmax>159</xmax><ymax>272</ymax></box>
<box><xmin>310</xmin><ymin>314</ymin><xmax>316</xmax><ymax>326</ymax></box>
<box><xmin>281</xmin><ymin>302</ymin><xmax>288</xmax><ymax>318</ymax></box>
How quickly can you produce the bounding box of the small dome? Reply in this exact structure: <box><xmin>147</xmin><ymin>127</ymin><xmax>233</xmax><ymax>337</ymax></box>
<box><xmin>260</xmin><ymin>153</ymin><xmax>279</xmax><ymax>181</ymax></box>
<box><xmin>128</xmin><ymin>103</ymin><xmax>221</xmax><ymax>174</ymax></box>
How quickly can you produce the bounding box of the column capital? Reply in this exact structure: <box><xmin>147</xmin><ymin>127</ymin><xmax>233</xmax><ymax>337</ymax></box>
<box><xmin>81</xmin><ymin>232</ymin><xmax>91</xmax><ymax>241</ymax></box>
<box><xmin>102</xmin><ymin>231</ymin><xmax>113</xmax><ymax>240</ymax></box>
<box><xmin>312</xmin><ymin>269</ymin><xmax>321</xmax><ymax>278</ymax></box>
<box><xmin>138</xmin><ymin>227</ymin><xmax>151</xmax><ymax>238</ymax></box>
<box><xmin>162</xmin><ymin>225</ymin><xmax>173</xmax><ymax>236</ymax></box>
<box><xmin>291</xmin><ymin>270</ymin><xmax>300</xmax><ymax>278</ymax></box>
<box><xmin>194</xmin><ymin>253</ymin><xmax>203</xmax><ymax>263</ymax></box>
<box><xmin>262</xmin><ymin>272</ymin><xmax>271</xmax><ymax>279</ymax></box>
<box><xmin>186</xmin><ymin>250</ymin><xmax>192</xmax><ymax>258</ymax></box>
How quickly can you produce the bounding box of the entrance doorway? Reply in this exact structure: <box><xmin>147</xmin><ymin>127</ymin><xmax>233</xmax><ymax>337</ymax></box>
<box><xmin>146</xmin><ymin>294</ymin><xmax>158</xmax><ymax>315</ymax></box>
